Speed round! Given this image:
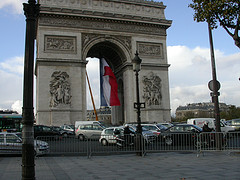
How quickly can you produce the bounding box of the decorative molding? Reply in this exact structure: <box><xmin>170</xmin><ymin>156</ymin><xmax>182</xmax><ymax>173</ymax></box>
<box><xmin>49</xmin><ymin>71</ymin><xmax>72</xmax><ymax>107</ymax></box>
<box><xmin>137</xmin><ymin>42</ymin><xmax>163</xmax><ymax>58</ymax></box>
<box><xmin>39</xmin><ymin>16</ymin><xmax>166</xmax><ymax>36</ymax></box>
<box><xmin>44</xmin><ymin>35</ymin><xmax>76</xmax><ymax>54</ymax></box>
<box><xmin>142</xmin><ymin>72</ymin><xmax>162</xmax><ymax>106</ymax></box>
<box><xmin>82</xmin><ymin>33</ymin><xmax>131</xmax><ymax>51</ymax></box>
<box><xmin>39</xmin><ymin>0</ymin><xmax>166</xmax><ymax>21</ymax></box>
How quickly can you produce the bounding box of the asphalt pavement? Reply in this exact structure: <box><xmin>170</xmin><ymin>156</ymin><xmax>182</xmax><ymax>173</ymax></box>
<box><xmin>0</xmin><ymin>151</ymin><xmax>240</xmax><ymax>180</ymax></box>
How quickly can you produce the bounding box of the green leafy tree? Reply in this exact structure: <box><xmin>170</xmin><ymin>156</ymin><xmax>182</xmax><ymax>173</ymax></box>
<box><xmin>220</xmin><ymin>105</ymin><xmax>240</xmax><ymax>120</ymax></box>
<box><xmin>189</xmin><ymin>0</ymin><xmax>240</xmax><ymax>48</ymax></box>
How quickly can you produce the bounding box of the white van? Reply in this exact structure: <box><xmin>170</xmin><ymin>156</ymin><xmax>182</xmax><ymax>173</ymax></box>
<box><xmin>187</xmin><ymin>118</ymin><xmax>235</xmax><ymax>132</ymax></box>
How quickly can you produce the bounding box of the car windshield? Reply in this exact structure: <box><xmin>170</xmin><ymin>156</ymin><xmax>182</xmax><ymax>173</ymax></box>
<box><xmin>156</xmin><ymin>124</ymin><xmax>167</xmax><ymax>131</ymax></box>
<box><xmin>232</xmin><ymin>119</ymin><xmax>240</xmax><ymax>125</ymax></box>
<box><xmin>130</xmin><ymin>125</ymin><xmax>148</xmax><ymax>131</ymax></box>
<box><xmin>53</xmin><ymin>127</ymin><xmax>61</xmax><ymax>131</ymax></box>
<box><xmin>69</xmin><ymin>125</ymin><xmax>75</xmax><ymax>129</ymax></box>
<box><xmin>192</xmin><ymin>125</ymin><xmax>202</xmax><ymax>131</ymax></box>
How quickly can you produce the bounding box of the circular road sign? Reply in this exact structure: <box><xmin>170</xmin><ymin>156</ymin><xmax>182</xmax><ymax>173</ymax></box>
<box><xmin>208</xmin><ymin>80</ymin><xmax>221</xmax><ymax>91</ymax></box>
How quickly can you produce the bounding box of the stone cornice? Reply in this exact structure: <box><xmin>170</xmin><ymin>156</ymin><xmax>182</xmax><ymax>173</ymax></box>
<box><xmin>38</xmin><ymin>14</ymin><xmax>169</xmax><ymax>36</ymax></box>
<box><xmin>39</xmin><ymin>0</ymin><xmax>167</xmax><ymax>20</ymax></box>
<box><xmin>39</xmin><ymin>6</ymin><xmax>172</xmax><ymax>27</ymax></box>
<box><xmin>36</xmin><ymin>58</ymin><xmax>86</xmax><ymax>65</ymax></box>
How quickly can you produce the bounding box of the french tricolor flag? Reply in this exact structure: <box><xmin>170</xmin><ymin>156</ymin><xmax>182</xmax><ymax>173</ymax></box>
<box><xmin>100</xmin><ymin>58</ymin><xmax>120</xmax><ymax>106</ymax></box>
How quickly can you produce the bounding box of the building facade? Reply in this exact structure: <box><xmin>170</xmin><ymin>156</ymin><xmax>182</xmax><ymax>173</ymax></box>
<box><xmin>87</xmin><ymin>107</ymin><xmax>112</xmax><ymax>125</ymax></box>
<box><xmin>175</xmin><ymin>102</ymin><xmax>232</xmax><ymax>120</ymax></box>
<box><xmin>35</xmin><ymin>0</ymin><xmax>172</xmax><ymax>126</ymax></box>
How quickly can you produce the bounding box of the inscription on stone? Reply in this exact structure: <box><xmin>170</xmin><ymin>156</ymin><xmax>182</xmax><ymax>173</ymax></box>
<box><xmin>137</xmin><ymin>42</ymin><xmax>163</xmax><ymax>57</ymax></box>
<box><xmin>44</xmin><ymin>35</ymin><xmax>76</xmax><ymax>53</ymax></box>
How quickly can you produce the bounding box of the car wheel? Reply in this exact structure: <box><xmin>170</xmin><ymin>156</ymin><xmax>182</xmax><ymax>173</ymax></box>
<box><xmin>165</xmin><ymin>137</ymin><xmax>173</xmax><ymax>146</ymax></box>
<box><xmin>78</xmin><ymin>134</ymin><xmax>85</xmax><ymax>141</ymax></box>
<box><xmin>101</xmin><ymin>139</ymin><xmax>108</xmax><ymax>146</ymax></box>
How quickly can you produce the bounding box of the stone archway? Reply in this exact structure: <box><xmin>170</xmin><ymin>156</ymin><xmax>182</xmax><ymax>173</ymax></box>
<box><xmin>35</xmin><ymin>0</ymin><xmax>172</xmax><ymax>126</ymax></box>
<box><xmin>82</xmin><ymin>35</ymin><xmax>130</xmax><ymax>125</ymax></box>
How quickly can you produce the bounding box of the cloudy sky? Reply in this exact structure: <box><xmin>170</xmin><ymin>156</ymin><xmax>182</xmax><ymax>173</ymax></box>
<box><xmin>0</xmin><ymin>0</ymin><xmax>239</xmax><ymax>116</ymax></box>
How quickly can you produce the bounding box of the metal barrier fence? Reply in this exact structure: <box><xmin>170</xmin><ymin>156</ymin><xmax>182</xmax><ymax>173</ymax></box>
<box><xmin>36</xmin><ymin>132</ymin><xmax>240</xmax><ymax>157</ymax></box>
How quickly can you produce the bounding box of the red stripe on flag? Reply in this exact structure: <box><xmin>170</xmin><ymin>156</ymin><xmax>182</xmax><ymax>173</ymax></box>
<box><xmin>104</xmin><ymin>66</ymin><xmax>120</xmax><ymax>106</ymax></box>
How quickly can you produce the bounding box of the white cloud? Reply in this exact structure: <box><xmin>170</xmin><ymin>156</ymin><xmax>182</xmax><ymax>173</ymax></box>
<box><xmin>0</xmin><ymin>56</ymin><xmax>24</xmax><ymax>75</ymax></box>
<box><xmin>0</xmin><ymin>0</ymin><xmax>25</xmax><ymax>14</ymax></box>
<box><xmin>168</xmin><ymin>46</ymin><xmax>240</xmax><ymax>116</ymax></box>
<box><xmin>11</xmin><ymin>100</ymin><xmax>22</xmax><ymax>114</ymax></box>
<box><xmin>0</xmin><ymin>56</ymin><xmax>23</xmax><ymax>113</ymax></box>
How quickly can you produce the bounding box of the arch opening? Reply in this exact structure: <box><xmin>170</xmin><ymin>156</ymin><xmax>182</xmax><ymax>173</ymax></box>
<box><xmin>86</xmin><ymin>41</ymin><xmax>126</xmax><ymax>125</ymax></box>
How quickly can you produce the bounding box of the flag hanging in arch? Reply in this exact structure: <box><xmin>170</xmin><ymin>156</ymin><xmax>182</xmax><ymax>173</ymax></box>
<box><xmin>100</xmin><ymin>58</ymin><xmax>120</xmax><ymax>106</ymax></box>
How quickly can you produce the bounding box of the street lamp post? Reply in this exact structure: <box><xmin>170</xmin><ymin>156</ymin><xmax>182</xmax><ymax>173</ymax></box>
<box><xmin>22</xmin><ymin>0</ymin><xmax>39</xmax><ymax>179</ymax></box>
<box><xmin>132</xmin><ymin>51</ymin><xmax>145</xmax><ymax>156</ymax></box>
<box><xmin>207</xmin><ymin>8</ymin><xmax>222</xmax><ymax>149</ymax></box>
<box><xmin>208</xmin><ymin>22</ymin><xmax>221</xmax><ymax>133</ymax></box>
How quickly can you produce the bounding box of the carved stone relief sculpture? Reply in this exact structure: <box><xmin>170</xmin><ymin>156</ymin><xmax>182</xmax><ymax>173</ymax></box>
<box><xmin>49</xmin><ymin>71</ymin><xmax>71</xmax><ymax>107</ymax></box>
<box><xmin>137</xmin><ymin>42</ymin><xmax>163</xmax><ymax>57</ymax></box>
<box><xmin>44</xmin><ymin>35</ymin><xmax>76</xmax><ymax>53</ymax></box>
<box><xmin>142</xmin><ymin>72</ymin><xmax>162</xmax><ymax>106</ymax></box>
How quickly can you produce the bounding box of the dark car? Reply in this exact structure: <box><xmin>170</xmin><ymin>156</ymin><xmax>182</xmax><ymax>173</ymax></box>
<box><xmin>160</xmin><ymin>124</ymin><xmax>202</xmax><ymax>146</ymax></box>
<box><xmin>34</xmin><ymin>125</ymin><xmax>61</xmax><ymax>139</ymax></box>
<box><xmin>50</xmin><ymin>126</ymin><xmax>74</xmax><ymax>137</ymax></box>
<box><xmin>141</xmin><ymin>124</ymin><xmax>168</xmax><ymax>138</ymax></box>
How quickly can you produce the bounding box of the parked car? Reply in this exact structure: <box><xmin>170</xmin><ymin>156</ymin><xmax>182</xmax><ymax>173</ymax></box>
<box><xmin>99</xmin><ymin>125</ymin><xmax>156</xmax><ymax>146</ymax></box>
<box><xmin>160</xmin><ymin>124</ymin><xmax>202</xmax><ymax>146</ymax></box>
<box><xmin>0</xmin><ymin>132</ymin><xmax>49</xmax><ymax>156</ymax></box>
<box><xmin>34</xmin><ymin>125</ymin><xmax>61</xmax><ymax>139</ymax></box>
<box><xmin>141</xmin><ymin>124</ymin><xmax>167</xmax><ymax>137</ymax></box>
<box><xmin>61</xmin><ymin>124</ymin><xmax>75</xmax><ymax>134</ymax></box>
<box><xmin>226</xmin><ymin>118</ymin><xmax>240</xmax><ymax>131</ymax></box>
<box><xmin>75</xmin><ymin>121</ymin><xmax>106</xmax><ymax>130</ymax></box>
<box><xmin>99</xmin><ymin>127</ymin><xmax>125</xmax><ymax>146</ymax></box>
<box><xmin>157</xmin><ymin>123</ymin><xmax>174</xmax><ymax>128</ymax></box>
<box><xmin>75</xmin><ymin>123</ymin><xmax>105</xmax><ymax>140</ymax></box>
<box><xmin>50</xmin><ymin>126</ymin><xmax>74</xmax><ymax>137</ymax></box>
<box><xmin>125</xmin><ymin>125</ymin><xmax>157</xmax><ymax>143</ymax></box>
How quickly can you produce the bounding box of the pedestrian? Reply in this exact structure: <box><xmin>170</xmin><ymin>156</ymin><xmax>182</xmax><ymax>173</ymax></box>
<box><xmin>202</xmin><ymin>121</ymin><xmax>214</xmax><ymax>132</ymax></box>
<box><xmin>124</xmin><ymin>125</ymin><xmax>132</xmax><ymax>145</ymax></box>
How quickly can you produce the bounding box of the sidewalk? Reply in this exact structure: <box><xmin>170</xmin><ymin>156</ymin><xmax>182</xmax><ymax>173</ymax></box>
<box><xmin>0</xmin><ymin>152</ymin><xmax>240</xmax><ymax>180</ymax></box>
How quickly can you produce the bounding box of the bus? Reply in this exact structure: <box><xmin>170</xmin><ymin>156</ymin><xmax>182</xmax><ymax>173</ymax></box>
<box><xmin>0</xmin><ymin>114</ymin><xmax>22</xmax><ymax>132</ymax></box>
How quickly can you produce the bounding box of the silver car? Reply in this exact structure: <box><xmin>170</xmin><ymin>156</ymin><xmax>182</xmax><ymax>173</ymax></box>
<box><xmin>75</xmin><ymin>124</ymin><xmax>105</xmax><ymax>140</ymax></box>
<box><xmin>0</xmin><ymin>132</ymin><xmax>49</xmax><ymax>156</ymax></box>
<box><xmin>99</xmin><ymin>127</ymin><xmax>125</xmax><ymax>146</ymax></box>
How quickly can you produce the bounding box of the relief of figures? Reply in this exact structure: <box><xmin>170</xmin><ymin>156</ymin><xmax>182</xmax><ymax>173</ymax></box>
<box><xmin>142</xmin><ymin>72</ymin><xmax>162</xmax><ymax>106</ymax></box>
<box><xmin>45</xmin><ymin>36</ymin><xmax>76</xmax><ymax>53</ymax></box>
<box><xmin>49</xmin><ymin>71</ymin><xmax>71</xmax><ymax>107</ymax></box>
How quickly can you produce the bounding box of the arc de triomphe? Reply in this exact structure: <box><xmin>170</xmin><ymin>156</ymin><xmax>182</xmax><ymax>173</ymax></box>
<box><xmin>35</xmin><ymin>0</ymin><xmax>172</xmax><ymax>126</ymax></box>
